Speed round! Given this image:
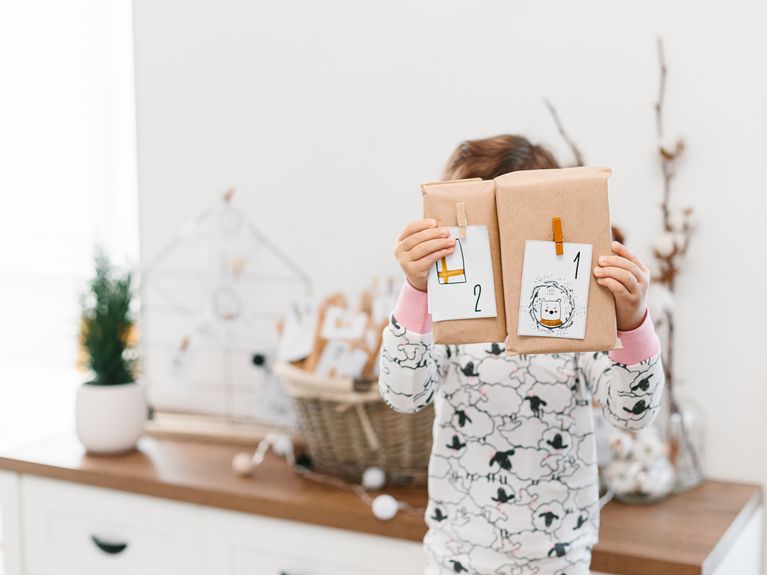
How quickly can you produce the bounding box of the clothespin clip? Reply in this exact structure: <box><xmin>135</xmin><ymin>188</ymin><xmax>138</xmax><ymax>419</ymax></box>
<box><xmin>552</xmin><ymin>217</ymin><xmax>564</xmax><ymax>255</ymax></box>
<box><xmin>224</xmin><ymin>186</ymin><xmax>236</xmax><ymax>202</ymax></box>
<box><xmin>456</xmin><ymin>202</ymin><xmax>467</xmax><ymax>240</ymax></box>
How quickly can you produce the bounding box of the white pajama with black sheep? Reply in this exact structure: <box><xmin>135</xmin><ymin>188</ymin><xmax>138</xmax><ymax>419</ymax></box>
<box><xmin>379</xmin><ymin>316</ymin><xmax>664</xmax><ymax>575</ymax></box>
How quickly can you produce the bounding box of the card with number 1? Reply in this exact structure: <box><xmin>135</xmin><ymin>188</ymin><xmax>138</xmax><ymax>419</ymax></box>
<box><xmin>517</xmin><ymin>240</ymin><xmax>593</xmax><ymax>339</ymax></box>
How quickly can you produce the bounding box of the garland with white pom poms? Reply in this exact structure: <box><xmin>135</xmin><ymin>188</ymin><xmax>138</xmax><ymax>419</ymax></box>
<box><xmin>232</xmin><ymin>432</ymin><xmax>425</xmax><ymax>521</ymax></box>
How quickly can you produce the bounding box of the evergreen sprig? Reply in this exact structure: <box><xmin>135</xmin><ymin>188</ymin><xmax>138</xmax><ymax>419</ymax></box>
<box><xmin>79</xmin><ymin>248</ymin><xmax>135</xmax><ymax>385</ymax></box>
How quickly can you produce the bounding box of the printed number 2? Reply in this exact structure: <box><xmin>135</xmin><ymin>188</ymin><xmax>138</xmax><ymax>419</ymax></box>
<box><xmin>473</xmin><ymin>284</ymin><xmax>482</xmax><ymax>312</ymax></box>
<box><xmin>573</xmin><ymin>251</ymin><xmax>581</xmax><ymax>280</ymax></box>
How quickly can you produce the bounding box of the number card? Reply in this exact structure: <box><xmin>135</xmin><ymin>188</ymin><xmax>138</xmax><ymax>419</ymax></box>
<box><xmin>427</xmin><ymin>225</ymin><xmax>497</xmax><ymax>322</ymax></box>
<box><xmin>277</xmin><ymin>300</ymin><xmax>318</xmax><ymax>362</ymax></box>
<box><xmin>320</xmin><ymin>306</ymin><xmax>368</xmax><ymax>341</ymax></box>
<box><xmin>517</xmin><ymin>240</ymin><xmax>593</xmax><ymax>339</ymax></box>
<box><xmin>314</xmin><ymin>340</ymin><xmax>369</xmax><ymax>378</ymax></box>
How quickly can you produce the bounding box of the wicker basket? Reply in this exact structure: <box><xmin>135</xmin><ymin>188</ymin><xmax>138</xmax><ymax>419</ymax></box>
<box><xmin>274</xmin><ymin>362</ymin><xmax>433</xmax><ymax>485</ymax></box>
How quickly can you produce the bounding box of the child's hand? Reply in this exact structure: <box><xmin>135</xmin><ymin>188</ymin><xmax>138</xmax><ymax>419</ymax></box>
<box><xmin>394</xmin><ymin>219</ymin><xmax>456</xmax><ymax>292</ymax></box>
<box><xmin>593</xmin><ymin>241</ymin><xmax>650</xmax><ymax>331</ymax></box>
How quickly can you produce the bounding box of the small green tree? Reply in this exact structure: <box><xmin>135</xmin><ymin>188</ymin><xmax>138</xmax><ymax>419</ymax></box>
<box><xmin>79</xmin><ymin>248</ymin><xmax>135</xmax><ymax>385</ymax></box>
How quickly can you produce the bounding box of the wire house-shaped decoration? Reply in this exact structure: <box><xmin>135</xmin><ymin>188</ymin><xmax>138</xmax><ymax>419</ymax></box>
<box><xmin>140</xmin><ymin>187</ymin><xmax>312</xmax><ymax>434</ymax></box>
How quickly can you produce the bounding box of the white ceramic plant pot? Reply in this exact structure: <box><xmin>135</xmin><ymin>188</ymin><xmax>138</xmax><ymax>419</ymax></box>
<box><xmin>75</xmin><ymin>381</ymin><xmax>147</xmax><ymax>454</ymax></box>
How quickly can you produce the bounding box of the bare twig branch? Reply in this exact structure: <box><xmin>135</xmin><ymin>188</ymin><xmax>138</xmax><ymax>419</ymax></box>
<box><xmin>543</xmin><ymin>98</ymin><xmax>585</xmax><ymax>167</ymax></box>
<box><xmin>655</xmin><ymin>37</ymin><xmax>667</xmax><ymax>140</ymax></box>
<box><xmin>655</xmin><ymin>37</ymin><xmax>674</xmax><ymax>236</ymax></box>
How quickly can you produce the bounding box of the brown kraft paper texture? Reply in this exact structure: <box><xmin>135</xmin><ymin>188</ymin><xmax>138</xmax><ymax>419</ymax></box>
<box><xmin>422</xmin><ymin>179</ymin><xmax>507</xmax><ymax>345</ymax></box>
<box><xmin>494</xmin><ymin>166</ymin><xmax>620</xmax><ymax>355</ymax></box>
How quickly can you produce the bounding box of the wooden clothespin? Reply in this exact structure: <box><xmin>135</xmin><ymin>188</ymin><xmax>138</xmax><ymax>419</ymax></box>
<box><xmin>456</xmin><ymin>202</ymin><xmax>467</xmax><ymax>240</ymax></box>
<box><xmin>552</xmin><ymin>217</ymin><xmax>564</xmax><ymax>255</ymax></box>
<box><xmin>223</xmin><ymin>186</ymin><xmax>236</xmax><ymax>202</ymax></box>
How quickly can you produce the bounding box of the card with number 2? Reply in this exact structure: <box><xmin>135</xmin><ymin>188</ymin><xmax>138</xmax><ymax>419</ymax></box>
<box><xmin>427</xmin><ymin>226</ymin><xmax>498</xmax><ymax>322</ymax></box>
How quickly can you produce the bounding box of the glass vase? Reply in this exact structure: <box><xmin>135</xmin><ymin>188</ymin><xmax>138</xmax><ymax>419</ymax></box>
<box><xmin>667</xmin><ymin>390</ymin><xmax>705</xmax><ymax>493</ymax></box>
<box><xmin>603</xmin><ymin>425</ymin><xmax>675</xmax><ymax>504</ymax></box>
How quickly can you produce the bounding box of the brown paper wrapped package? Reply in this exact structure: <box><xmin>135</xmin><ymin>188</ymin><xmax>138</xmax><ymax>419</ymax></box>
<box><xmin>422</xmin><ymin>179</ymin><xmax>507</xmax><ymax>344</ymax></box>
<box><xmin>495</xmin><ymin>167</ymin><xmax>620</xmax><ymax>354</ymax></box>
<box><xmin>421</xmin><ymin>167</ymin><xmax>620</xmax><ymax>354</ymax></box>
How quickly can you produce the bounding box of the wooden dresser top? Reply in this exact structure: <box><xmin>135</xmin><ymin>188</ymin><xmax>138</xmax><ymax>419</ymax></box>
<box><xmin>0</xmin><ymin>434</ymin><xmax>760</xmax><ymax>575</ymax></box>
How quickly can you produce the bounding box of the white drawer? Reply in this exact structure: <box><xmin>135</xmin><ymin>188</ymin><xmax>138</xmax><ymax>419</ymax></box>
<box><xmin>203</xmin><ymin>507</ymin><xmax>425</xmax><ymax>575</ymax></box>
<box><xmin>21</xmin><ymin>476</ymin><xmax>203</xmax><ymax>575</ymax></box>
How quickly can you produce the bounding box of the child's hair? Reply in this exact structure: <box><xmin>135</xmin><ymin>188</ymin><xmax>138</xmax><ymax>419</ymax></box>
<box><xmin>442</xmin><ymin>134</ymin><xmax>559</xmax><ymax>180</ymax></box>
<box><xmin>442</xmin><ymin>134</ymin><xmax>625</xmax><ymax>243</ymax></box>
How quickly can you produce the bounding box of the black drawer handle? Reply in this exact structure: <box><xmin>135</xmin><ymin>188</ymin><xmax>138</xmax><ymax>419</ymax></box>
<box><xmin>91</xmin><ymin>534</ymin><xmax>128</xmax><ymax>555</ymax></box>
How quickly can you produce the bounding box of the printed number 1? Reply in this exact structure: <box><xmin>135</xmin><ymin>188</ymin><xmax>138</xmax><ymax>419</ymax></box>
<box><xmin>473</xmin><ymin>284</ymin><xmax>482</xmax><ymax>312</ymax></box>
<box><xmin>573</xmin><ymin>251</ymin><xmax>581</xmax><ymax>280</ymax></box>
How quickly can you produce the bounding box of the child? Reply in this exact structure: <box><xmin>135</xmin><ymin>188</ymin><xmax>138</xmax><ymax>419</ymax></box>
<box><xmin>379</xmin><ymin>135</ymin><xmax>664</xmax><ymax>575</ymax></box>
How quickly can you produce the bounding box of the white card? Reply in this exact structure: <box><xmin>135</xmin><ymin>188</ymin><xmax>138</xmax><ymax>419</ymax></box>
<box><xmin>277</xmin><ymin>301</ymin><xmax>318</xmax><ymax>362</ymax></box>
<box><xmin>517</xmin><ymin>240</ymin><xmax>593</xmax><ymax>339</ymax></box>
<box><xmin>372</xmin><ymin>292</ymin><xmax>397</xmax><ymax>324</ymax></box>
<box><xmin>427</xmin><ymin>225</ymin><xmax>497</xmax><ymax>322</ymax></box>
<box><xmin>314</xmin><ymin>340</ymin><xmax>369</xmax><ymax>378</ymax></box>
<box><xmin>320</xmin><ymin>306</ymin><xmax>368</xmax><ymax>340</ymax></box>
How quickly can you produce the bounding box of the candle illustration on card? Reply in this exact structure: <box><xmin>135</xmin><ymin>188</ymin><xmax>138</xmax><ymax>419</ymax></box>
<box><xmin>427</xmin><ymin>225</ymin><xmax>497</xmax><ymax>322</ymax></box>
<box><xmin>517</xmin><ymin>240</ymin><xmax>593</xmax><ymax>339</ymax></box>
<box><xmin>435</xmin><ymin>239</ymin><xmax>466</xmax><ymax>285</ymax></box>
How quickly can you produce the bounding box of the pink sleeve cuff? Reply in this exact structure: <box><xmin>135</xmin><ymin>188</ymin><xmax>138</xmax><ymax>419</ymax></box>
<box><xmin>609</xmin><ymin>311</ymin><xmax>661</xmax><ymax>365</ymax></box>
<box><xmin>392</xmin><ymin>279</ymin><xmax>432</xmax><ymax>334</ymax></box>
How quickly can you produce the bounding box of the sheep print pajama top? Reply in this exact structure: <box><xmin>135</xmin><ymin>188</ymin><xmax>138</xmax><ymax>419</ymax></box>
<box><xmin>379</xmin><ymin>281</ymin><xmax>664</xmax><ymax>575</ymax></box>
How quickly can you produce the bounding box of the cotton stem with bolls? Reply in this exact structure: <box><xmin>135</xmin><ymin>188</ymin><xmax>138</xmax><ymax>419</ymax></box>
<box><xmin>653</xmin><ymin>37</ymin><xmax>694</xmax><ymax>292</ymax></box>
<box><xmin>651</xmin><ymin>37</ymin><xmax>702</xmax><ymax>485</ymax></box>
<box><xmin>545</xmin><ymin>40</ymin><xmax>702</xmax><ymax>487</ymax></box>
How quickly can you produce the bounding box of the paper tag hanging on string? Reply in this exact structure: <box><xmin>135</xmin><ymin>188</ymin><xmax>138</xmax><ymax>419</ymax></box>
<box><xmin>277</xmin><ymin>300</ymin><xmax>318</xmax><ymax>362</ymax></box>
<box><xmin>314</xmin><ymin>340</ymin><xmax>369</xmax><ymax>378</ymax></box>
<box><xmin>372</xmin><ymin>291</ymin><xmax>398</xmax><ymax>325</ymax></box>
<box><xmin>167</xmin><ymin>336</ymin><xmax>194</xmax><ymax>386</ymax></box>
<box><xmin>517</xmin><ymin>240</ymin><xmax>593</xmax><ymax>339</ymax></box>
<box><xmin>214</xmin><ymin>191</ymin><xmax>249</xmax><ymax>254</ymax></box>
<box><xmin>320</xmin><ymin>306</ymin><xmax>368</xmax><ymax>340</ymax></box>
<box><xmin>427</xmin><ymin>225</ymin><xmax>497</xmax><ymax>322</ymax></box>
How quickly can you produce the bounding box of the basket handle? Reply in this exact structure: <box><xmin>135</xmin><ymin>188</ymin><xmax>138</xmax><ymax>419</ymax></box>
<box><xmin>355</xmin><ymin>403</ymin><xmax>380</xmax><ymax>451</ymax></box>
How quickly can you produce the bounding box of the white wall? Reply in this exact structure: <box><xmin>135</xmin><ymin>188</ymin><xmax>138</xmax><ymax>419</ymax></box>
<box><xmin>0</xmin><ymin>0</ymin><xmax>138</xmax><ymax>447</ymax></box>
<box><xmin>133</xmin><ymin>0</ymin><xmax>766</xmax><ymax>499</ymax></box>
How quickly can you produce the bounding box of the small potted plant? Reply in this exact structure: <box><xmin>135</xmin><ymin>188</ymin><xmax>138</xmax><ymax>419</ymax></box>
<box><xmin>76</xmin><ymin>249</ymin><xmax>146</xmax><ymax>454</ymax></box>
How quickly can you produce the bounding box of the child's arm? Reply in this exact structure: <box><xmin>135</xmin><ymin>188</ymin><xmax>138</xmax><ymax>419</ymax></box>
<box><xmin>583</xmin><ymin>240</ymin><xmax>665</xmax><ymax>429</ymax></box>
<box><xmin>378</xmin><ymin>219</ymin><xmax>455</xmax><ymax>413</ymax></box>
<box><xmin>378</xmin><ymin>279</ymin><xmax>447</xmax><ymax>413</ymax></box>
<box><xmin>581</xmin><ymin>312</ymin><xmax>665</xmax><ymax>430</ymax></box>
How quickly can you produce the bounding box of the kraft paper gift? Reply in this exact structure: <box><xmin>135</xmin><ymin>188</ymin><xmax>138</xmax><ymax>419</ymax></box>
<box><xmin>421</xmin><ymin>167</ymin><xmax>620</xmax><ymax>354</ymax></box>
<box><xmin>422</xmin><ymin>179</ymin><xmax>507</xmax><ymax>345</ymax></box>
<box><xmin>495</xmin><ymin>166</ymin><xmax>620</xmax><ymax>355</ymax></box>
